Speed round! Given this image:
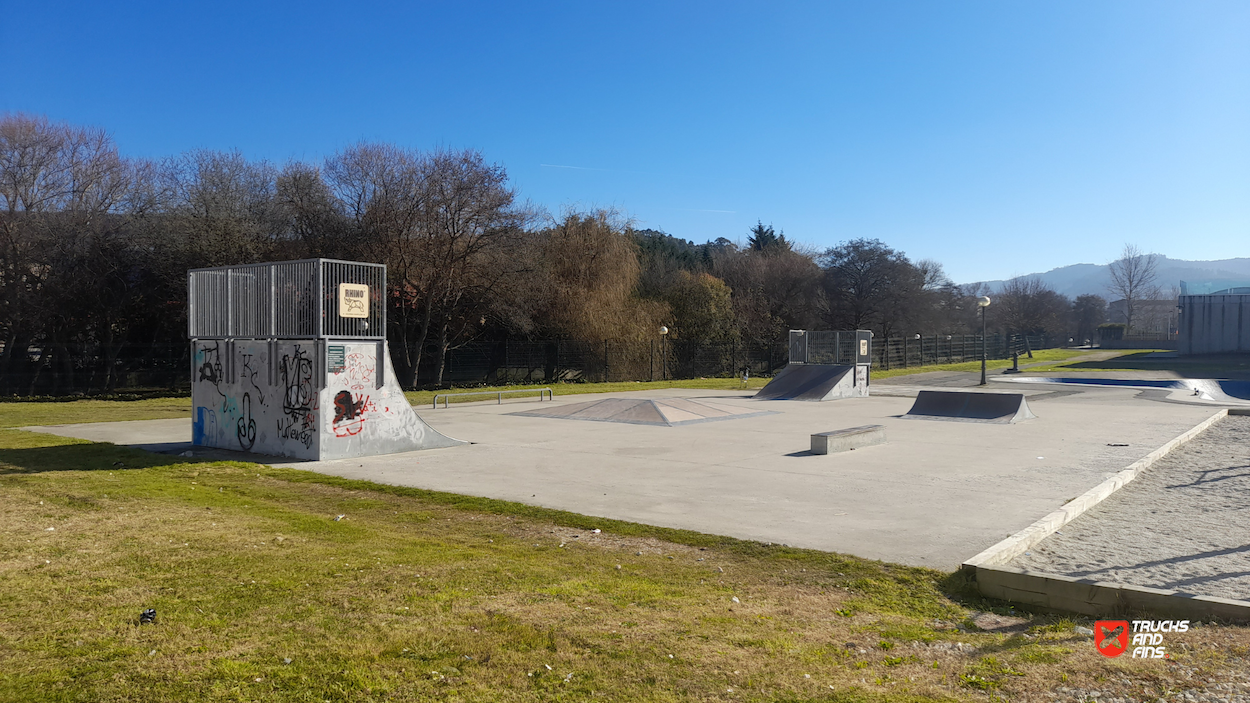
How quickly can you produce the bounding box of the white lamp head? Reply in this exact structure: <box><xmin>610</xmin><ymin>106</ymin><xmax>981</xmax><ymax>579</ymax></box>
<box><xmin>977</xmin><ymin>296</ymin><xmax>991</xmax><ymax>308</ymax></box>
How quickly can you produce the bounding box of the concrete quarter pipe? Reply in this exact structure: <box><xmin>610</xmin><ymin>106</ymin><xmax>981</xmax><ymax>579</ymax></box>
<box><xmin>902</xmin><ymin>390</ymin><xmax>1036</xmax><ymax>424</ymax></box>
<box><xmin>754</xmin><ymin>364</ymin><xmax>867</xmax><ymax>401</ymax></box>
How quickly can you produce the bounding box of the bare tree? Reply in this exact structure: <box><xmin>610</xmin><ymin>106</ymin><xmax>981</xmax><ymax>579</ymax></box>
<box><xmin>713</xmin><ymin>242</ymin><xmax>820</xmax><ymax>345</ymax></box>
<box><xmin>0</xmin><ymin>113</ymin><xmax>161</xmax><ymax>392</ymax></box>
<box><xmin>996</xmin><ymin>277</ymin><xmax>1069</xmax><ymax>356</ymax></box>
<box><xmin>1107</xmin><ymin>244</ymin><xmax>1160</xmax><ymax>333</ymax></box>
<box><xmin>417</xmin><ymin>149</ymin><xmax>536</xmax><ymax>386</ymax></box>
<box><xmin>817</xmin><ymin>239</ymin><xmax>942</xmax><ymax>339</ymax></box>
<box><xmin>322</xmin><ymin>143</ymin><xmax>428</xmax><ymax>383</ymax></box>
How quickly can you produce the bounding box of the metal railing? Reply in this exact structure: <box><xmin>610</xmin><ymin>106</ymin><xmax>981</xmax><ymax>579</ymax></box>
<box><xmin>188</xmin><ymin>259</ymin><xmax>386</xmax><ymax>340</ymax></box>
<box><xmin>432</xmin><ymin>387</ymin><xmax>554</xmax><ymax>408</ymax></box>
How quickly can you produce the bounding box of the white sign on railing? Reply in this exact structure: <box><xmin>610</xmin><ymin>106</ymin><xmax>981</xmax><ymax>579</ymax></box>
<box><xmin>338</xmin><ymin>283</ymin><xmax>369</xmax><ymax>318</ymax></box>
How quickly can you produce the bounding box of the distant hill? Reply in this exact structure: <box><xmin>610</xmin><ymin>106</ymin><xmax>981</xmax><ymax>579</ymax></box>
<box><xmin>966</xmin><ymin>256</ymin><xmax>1250</xmax><ymax>300</ymax></box>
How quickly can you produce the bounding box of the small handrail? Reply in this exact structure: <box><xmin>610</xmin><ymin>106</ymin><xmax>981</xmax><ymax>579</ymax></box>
<box><xmin>432</xmin><ymin>387</ymin><xmax>553</xmax><ymax>409</ymax></box>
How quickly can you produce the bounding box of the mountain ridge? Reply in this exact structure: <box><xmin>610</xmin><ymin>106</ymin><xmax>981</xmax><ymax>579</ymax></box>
<box><xmin>964</xmin><ymin>256</ymin><xmax>1250</xmax><ymax>299</ymax></box>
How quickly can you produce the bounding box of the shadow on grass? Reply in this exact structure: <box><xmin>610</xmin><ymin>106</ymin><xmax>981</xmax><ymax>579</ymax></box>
<box><xmin>0</xmin><ymin>440</ymin><xmax>186</xmax><ymax>475</ymax></box>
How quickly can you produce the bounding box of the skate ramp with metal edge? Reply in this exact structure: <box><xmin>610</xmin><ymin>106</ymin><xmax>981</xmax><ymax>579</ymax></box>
<box><xmin>192</xmin><ymin>339</ymin><xmax>464</xmax><ymax>461</ymax></box>
<box><xmin>902</xmin><ymin>390</ymin><xmax>1036</xmax><ymax>424</ymax></box>
<box><xmin>754</xmin><ymin>364</ymin><xmax>866</xmax><ymax>401</ymax></box>
<box><xmin>509</xmin><ymin>397</ymin><xmax>776</xmax><ymax>426</ymax></box>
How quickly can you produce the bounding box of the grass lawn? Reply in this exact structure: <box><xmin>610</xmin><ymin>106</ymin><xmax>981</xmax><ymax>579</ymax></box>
<box><xmin>2</xmin><ymin>422</ymin><xmax>1249</xmax><ymax>700</ymax></box>
<box><xmin>0</xmin><ymin>397</ymin><xmax>192</xmax><ymax>429</ymax></box>
<box><xmin>871</xmin><ymin>348</ymin><xmax>1103</xmax><ymax>380</ymax></box>
<box><xmin>404</xmin><ymin>378</ymin><xmax>769</xmax><ymax>408</ymax></box>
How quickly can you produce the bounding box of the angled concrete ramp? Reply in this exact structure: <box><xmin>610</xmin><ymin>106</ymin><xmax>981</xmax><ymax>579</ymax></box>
<box><xmin>755</xmin><ymin>364</ymin><xmax>865</xmax><ymax>401</ymax></box>
<box><xmin>902</xmin><ymin>390</ymin><xmax>1036</xmax><ymax>424</ymax></box>
<box><xmin>509</xmin><ymin>398</ymin><xmax>775</xmax><ymax>426</ymax></box>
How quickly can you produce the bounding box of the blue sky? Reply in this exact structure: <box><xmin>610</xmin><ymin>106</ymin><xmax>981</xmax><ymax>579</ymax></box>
<box><xmin>3</xmin><ymin>1</ymin><xmax>1247</xmax><ymax>283</ymax></box>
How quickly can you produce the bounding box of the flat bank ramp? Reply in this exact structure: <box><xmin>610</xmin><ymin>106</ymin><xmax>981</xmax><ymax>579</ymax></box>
<box><xmin>510</xmin><ymin>398</ymin><xmax>776</xmax><ymax>426</ymax></box>
<box><xmin>755</xmin><ymin>364</ymin><xmax>856</xmax><ymax>401</ymax></box>
<box><xmin>903</xmin><ymin>390</ymin><xmax>1036</xmax><ymax>424</ymax></box>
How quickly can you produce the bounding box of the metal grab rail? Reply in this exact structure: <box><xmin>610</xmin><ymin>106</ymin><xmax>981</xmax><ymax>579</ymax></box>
<box><xmin>432</xmin><ymin>387</ymin><xmax>554</xmax><ymax>409</ymax></box>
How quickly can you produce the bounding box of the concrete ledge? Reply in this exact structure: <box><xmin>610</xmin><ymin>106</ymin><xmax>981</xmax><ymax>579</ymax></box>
<box><xmin>811</xmin><ymin>425</ymin><xmax>885</xmax><ymax>455</ymax></box>
<box><xmin>970</xmin><ymin>565</ymin><xmax>1250</xmax><ymax>623</ymax></box>
<box><xmin>963</xmin><ymin>409</ymin><xmax>1228</xmax><ymax>569</ymax></box>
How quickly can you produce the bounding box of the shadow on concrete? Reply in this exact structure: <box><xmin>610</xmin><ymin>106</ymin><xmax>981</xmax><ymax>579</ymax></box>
<box><xmin>1058</xmin><ymin>352</ymin><xmax>1250</xmax><ymax>379</ymax></box>
<box><xmin>1165</xmin><ymin>465</ymin><xmax>1250</xmax><ymax>489</ymax></box>
<box><xmin>1064</xmin><ymin>544</ymin><xmax>1250</xmax><ymax>581</ymax></box>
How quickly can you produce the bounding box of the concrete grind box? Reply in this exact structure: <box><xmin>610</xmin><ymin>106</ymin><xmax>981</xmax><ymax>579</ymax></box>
<box><xmin>188</xmin><ymin>259</ymin><xmax>463</xmax><ymax>460</ymax></box>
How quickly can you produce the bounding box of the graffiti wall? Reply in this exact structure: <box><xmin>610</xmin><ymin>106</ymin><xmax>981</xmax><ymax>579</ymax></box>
<box><xmin>191</xmin><ymin>340</ymin><xmax>462</xmax><ymax>460</ymax></box>
<box><xmin>319</xmin><ymin>342</ymin><xmax>463</xmax><ymax>460</ymax></box>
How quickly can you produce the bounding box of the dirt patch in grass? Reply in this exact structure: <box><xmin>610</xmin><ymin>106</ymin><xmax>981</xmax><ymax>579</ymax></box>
<box><xmin>1</xmin><ymin>430</ymin><xmax>1249</xmax><ymax>701</ymax></box>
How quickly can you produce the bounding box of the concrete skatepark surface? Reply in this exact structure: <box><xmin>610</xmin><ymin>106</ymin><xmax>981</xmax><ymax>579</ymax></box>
<box><xmin>25</xmin><ymin>382</ymin><xmax>1219</xmax><ymax>570</ymax></box>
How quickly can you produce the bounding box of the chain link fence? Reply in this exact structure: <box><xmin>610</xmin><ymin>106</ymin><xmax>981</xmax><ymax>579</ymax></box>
<box><xmin>0</xmin><ymin>333</ymin><xmax>1056</xmax><ymax>397</ymax></box>
<box><xmin>429</xmin><ymin>339</ymin><xmax>790</xmax><ymax>386</ymax></box>
<box><xmin>872</xmin><ymin>334</ymin><xmax>1046</xmax><ymax>370</ymax></box>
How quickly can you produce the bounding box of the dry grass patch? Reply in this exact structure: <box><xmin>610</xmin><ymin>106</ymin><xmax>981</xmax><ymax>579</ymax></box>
<box><xmin>1</xmin><ymin>429</ymin><xmax>1249</xmax><ymax>701</ymax></box>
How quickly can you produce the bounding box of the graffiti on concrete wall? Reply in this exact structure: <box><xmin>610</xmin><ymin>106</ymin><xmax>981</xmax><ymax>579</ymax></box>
<box><xmin>192</xmin><ymin>406</ymin><xmax>217</xmax><ymax>446</ymax></box>
<box><xmin>331</xmin><ymin>390</ymin><xmax>373</xmax><ymax>437</ymax></box>
<box><xmin>192</xmin><ymin>338</ymin><xmax>458</xmax><ymax>459</ymax></box>
<box><xmin>344</xmin><ymin>352</ymin><xmax>375</xmax><ymax>391</ymax></box>
<box><xmin>280</xmin><ymin>346</ymin><xmax>315</xmax><ymax>418</ymax></box>
<box><xmin>236</xmin><ymin>392</ymin><xmax>256</xmax><ymax>450</ymax></box>
<box><xmin>240</xmin><ymin>352</ymin><xmax>266</xmax><ymax>405</ymax></box>
<box><xmin>274</xmin><ymin>345</ymin><xmax>317</xmax><ymax>449</ymax></box>
<box><xmin>196</xmin><ymin>341</ymin><xmax>227</xmax><ymax>410</ymax></box>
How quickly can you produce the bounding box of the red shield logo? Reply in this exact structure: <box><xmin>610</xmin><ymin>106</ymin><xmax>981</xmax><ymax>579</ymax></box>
<box><xmin>1094</xmin><ymin>620</ymin><xmax>1129</xmax><ymax>657</ymax></box>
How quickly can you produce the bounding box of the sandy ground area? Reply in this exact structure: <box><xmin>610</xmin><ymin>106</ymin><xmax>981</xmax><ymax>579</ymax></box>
<box><xmin>1011</xmin><ymin>414</ymin><xmax>1250</xmax><ymax>601</ymax></box>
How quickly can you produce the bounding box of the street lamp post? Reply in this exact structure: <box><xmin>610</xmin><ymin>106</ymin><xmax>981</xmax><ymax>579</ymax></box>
<box><xmin>978</xmin><ymin>296</ymin><xmax>991</xmax><ymax>385</ymax></box>
<box><xmin>659</xmin><ymin>326</ymin><xmax>669</xmax><ymax>381</ymax></box>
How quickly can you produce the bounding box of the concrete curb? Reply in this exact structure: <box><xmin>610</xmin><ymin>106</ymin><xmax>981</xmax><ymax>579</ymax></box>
<box><xmin>974</xmin><ymin>566</ymin><xmax>1250</xmax><ymax>622</ymax></box>
<box><xmin>963</xmin><ymin>409</ymin><xmax>1229</xmax><ymax>569</ymax></box>
<box><xmin>963</xmin><ymin>407</ymin><xmax>1250</xmax><ymax>622</ymax></box>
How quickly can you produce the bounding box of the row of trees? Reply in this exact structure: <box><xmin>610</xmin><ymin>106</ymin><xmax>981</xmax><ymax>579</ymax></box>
<box><xmin>1</xmin><ymin>113</ymin><xmax>1110</xmax><ymax>392</ymax></box>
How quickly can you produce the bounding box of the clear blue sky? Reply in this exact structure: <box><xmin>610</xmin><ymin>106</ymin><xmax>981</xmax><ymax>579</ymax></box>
<box><xmin>3</xmin><ymin>1</ymin><xmax>1247</xmax><ymax>283</ymax></box>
